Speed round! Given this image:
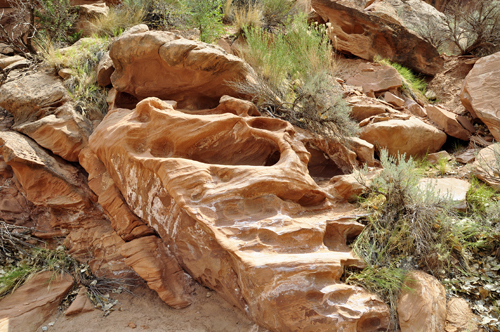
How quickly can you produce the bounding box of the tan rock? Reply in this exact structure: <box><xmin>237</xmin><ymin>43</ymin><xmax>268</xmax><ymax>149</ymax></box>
<box><xmin>426</xmin><ymin>105</ymin><xmax>471</xmax><ymax>141</ymax></box>
<box><xmin>65</xmin><ymin>286</ymin><xmax>95</xmax><ymax>316</ymax></box>
<box><xmin>456</xmin><ymin>149</ymin><xmax>476</xmax><ymax>164</ymax></box>
<box><xmin>359</xmin><ymin>117</ymin><xmax>447</xmax><ymax>158</ymax></box>
<box><xmin>457</xmin><ymin>115</ymin><xmax>476</xmax><ymax>134</ymax></box>
<box><xmin>97</xmin><ymin>52</ymin><xmax>114</xmax><ymax>87</ymax></box>
<box><xmin>346</xmin><ymin>63</ymin><xmax>403</xmax><ymax>94</ymax></box>
<box><xmin>0</xmin><ymin>271</ymin><xmax>74</xmax><ymax>332</ymax></box>
<box><xmin>0</xmin><ymin>42</ymin><xmax>14</xmax><ymax>55</ymax></box>
<box><xmin>121</xmin><ymin>236</ymin><xmax>194</xmax><ymax>309</ymax></box>
<box><xmin>0</xmin><ymin>54</ymin><xmax>23</xmax><ymax>69</ymax></box>
<box><xmin>419</xmin><ymin>178</ymin><xmax>470</xmax><ymax>211</ymax></box>
<box><xmin>312</xmin><ymin>0</ymin><xmax>444</xmax><ymax>75</ymax></box>
<box><xmin>110</xmin><ymin>26</ymin><xmax>257</xmax><ymax>109</ymax></box>
<box><xmin>427</xmin><ymin>150</ymin><xmax>451</xmax><ymax>164</ymax></box>
<box><xmin>384</xmin><ymin>91</ymin><xmax>404</xmax><ymax>107</ymax></box>
<box><xmin>346</xmin><ymin>136</ymin><xmax>375</xmax><ymax>166</ymax></box>
<box><xmin>89</xmin><ymin>96</ymin><xmax>391</xmax><ymax>331</ymax></box>
<box><xmin>472</xmin><ymin>144</ymin><xmax>500</xmax><ymax>191</ymax></box>
<box><xmin>347</xmin><ymin>95</ymin><xmax>389</xmax><ymax>122</ymax></box>
<box><xmin>405</xmin><ymin>99</ymin><xmax>427</xmax><ymax>117</ymax></box>
<box><xmin>329</xmin><ymin>169</ymin><xmax>380</xmax><ymax>202</ymax></box>
<box><xmin>76</xmin><ymin>2</ymin><xmax>109</xmax><ymax>36</ymax></box>
<box><xmin>0</xmin><ymin>72</ymin><xmax>93</xmax><ymax>161</ymax></box>
<box><xmin>461</xmin><ymin>52</ymin><xmax>500</xmax><ymax>140</ymax></box>
<box><xmin>397</xmin><ymin>271</ymin><xmax>447</xmax><ymax>332</ymax></box>
<box><xmin>445</xmin><ymin>298</ymin><xmax>479</xmax><ymax>332</ymax></box>
<box><xmin>58</xmin><ymin>68</ymin><xmax>75</xmax><ymax>79</ymax></box>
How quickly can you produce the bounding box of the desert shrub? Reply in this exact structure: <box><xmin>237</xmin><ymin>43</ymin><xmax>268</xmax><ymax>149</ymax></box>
<box><xmin>442</xmin><ymin>0</ymin><xmax>500</xmax><ymax>56</ymax></box>
<box><xmin>39</xmin><ymin>36</ymin><xmax>110</xmax><ymax>118</ymax></box>
<box><xmin>35</xmin><ymin>0</ymin><xmax>79</xmax><ymax>46</ymax></box>
<box><xmin>230</xmin><ymin>14</ymin><xmax>358</xmax><ymax>139</ymax></box>
<box><xmin>467</xmin><ymin>176</ymin><xmax>499</xmax><ymax>214</ymax></box>
<box><xmin>180</xmin><ymin>0</ymin><xmax>224</xmax><ymax>42</ymax></box>
<box><xmin>0</xmin><ymin>0</ymin><xmax>39</xmax><ymax>55</ymax></box>
<box><xmin>231</xmin><ymin>1</ymin><xmax>263</xmax><ymax>32</ymax></box>
<box><xmin>89</xmin><ymin>1</ymin><xmax>145</xmax><ymax>37</ymax></box>
<box><xmin>225</xmin><ymin>0</ymin><xmax>293</xmax><ymax>28</ymax></box>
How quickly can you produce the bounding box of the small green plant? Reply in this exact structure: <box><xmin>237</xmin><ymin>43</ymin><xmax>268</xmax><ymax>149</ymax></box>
<box><xmin>36</xmin><ymin>0</ymin><xmax>79</xmax><ymax>46</ymax></box>
<box><xmin>230</xmin><ymin>14</ymin><xmax>357</xmax><ymax>139</ymax></box>
<box><xmin>467</xmin><ymin>176</ymin><xmax>499</xmax><ymax>214</ymax></box>
<box><xmin>376</xmin><ymin>57</ymin><xmax>427</xmax><ymax>100</ymax></box>
<box><xmin>436</xmin><ymin>156</ymin><xmax>450</xmax><ymax>176</ymax></box>
<box><xmin>89</xmin><ymin>2</ymin><xmax>145</xmax><ymax>37</ymax></box>
<box><xmin>181</xmin><ymin>0</ymin><xmax>225</xmax><ymax>42</ymax></box>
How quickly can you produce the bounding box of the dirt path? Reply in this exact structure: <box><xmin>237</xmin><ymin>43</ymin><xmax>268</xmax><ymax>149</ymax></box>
<box><xmin>43</xmin><ymin>283</ymin><xmax>269</xmax><ymax>332</ymax></box>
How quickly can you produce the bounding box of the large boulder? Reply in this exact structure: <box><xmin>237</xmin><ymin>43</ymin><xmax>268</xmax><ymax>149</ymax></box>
<box><xmin>425</xmin><ymin>105</ymin><xmax>471</xmax><ymax>141</ymax></box>
<box><xmin>472</xmin><ymin>143</ymin><xmax>500</xmax><ymax>191</ymax></box>
<box><xmin>0</xmin><ymin>71</ymin><xmax>93</xmax><ymax>162</ymax></box>
<box><xmin>311</xmin><ymin>0</ymin><xmax>444</xmax><ymax>75</ymax></box>
<box><xmin>88</xmin><ymin>96</ymin><xmax>391</xmax><ymax>331</ymax></box>
<box><xmin>359</xmin><ymin>116</ymin><xmax>447</xmax><ymax>157</ymax></box>
<box><xmin>0</xmin><ymin>271</ymin><xmax>74</xmax><ymax>332</ymax></box>
<box><xmin>397</xmin><ymin>271</ymin><xmax>447</xmax><ymax>332</ymax></box>
<box><xmin>346</xmin><ymin>63</ymin><xmax>403</xmax><ymax>94</ymax></box>
<box><xmin>109</xmin><ymin>26</ymin><xmax>257</xmax><ymax>109</ymax></box>
<box><xmin>461</xmin><ymin>52</ymin><xmax>500</xmax><ymax>141</ymax></box>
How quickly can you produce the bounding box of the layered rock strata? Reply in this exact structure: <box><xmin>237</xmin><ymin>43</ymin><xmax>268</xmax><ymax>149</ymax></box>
<box><xmin>88</xmin><ymin>97</ymin><xmax>391</xmax><ymax>331</ymax></box>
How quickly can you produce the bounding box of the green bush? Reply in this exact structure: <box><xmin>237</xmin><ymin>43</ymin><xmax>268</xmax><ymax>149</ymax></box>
<box><xmin>181</xmin><ymin>0</ymin><xmax>225</xmax><ymax>42</ymax></box>
<box><xmin>231</xmin><ymin>14</ymin><xmax>358</xmax><ymax>139</ymax></box>
<box><xmin>36</xmin><ymin>0</ymin><xmax>79</xmax><ymax>45</ymax></box>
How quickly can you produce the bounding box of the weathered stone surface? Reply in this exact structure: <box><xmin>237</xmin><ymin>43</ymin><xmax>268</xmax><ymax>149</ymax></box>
<box><xmin>328</xmin><ymin>169</ymin><xmax>380</xmax><ymax>202</ymax></box>
<box><xmin>384</xmin><ymin>91</ymin><xmax>404</xmax><ymax>107</ymax></box>
<box><xmin>65</xmin><ymin>286</ymin><xmax>95</xmax><ymax>316</ymax></box>
<box><xmin>359</xmin><ymin>117</ymin><xmax>447</xmax><ymax>157</ymax></box>
<box><xmin>405</xmin><ymin>99</ymin><xmax>427</xmax><ymax>117</ymax></box>
<box><xmin>0</xmin><ymin>131</ymin><xmax>135</xmax><ymax>278</ymax></box>
<box><xmin>109</xmin><ymin>26</ymin><xmax>257</xmax><ymax>109</ymax></box>
<box><xmin>76</xmin><ymin>2</ymin><xmax>109</xmax><ymax>36</ymax></box>
<box><xmin>461</xmin><ymin>52</ymin><xmax>500</xmax><ymax>140</ymax></box>
<box><xmin>426</xmin><ymin>105</ymin><xmax>471</xmax><ymax>141</ymax></box>
<box><xmin>347</xmin><ymin>137</ymin><xmax>375</xmax><ymax>166</ymax></box>
<box><xmin>427</xmin><ymin>150</ymin><xmax>451</xmax><ymax>164</ymax></box>
<box><xmin>121</xmin><ymin>236</ymin><xmax>194</xmax><ymax>309</ymax></box>
<box><xmin>312</xmin><ymin>0</ymin><xmax>444</xmax><ymax>75</ymax></box>
<box><xmin>0</xmin><ymin>54</ymin><xmax>23</xmax><ymax>69</ymax></box>
<box><xmin>419</xmin><ymin>178</ymin><xmax>470</xmax><ymax>211</ymax></box>
<box><xmin>347</xmin><ymin>95</ymin><xmax>393</xmax><ymax>122</ymax></box>
<box><xmin>89</xmin><ymin>97</ymin><xmax>390</xmax><ymax>331</ymax></box>
<box><xmin>346</xmin><ymin>63</ymin><xmax>402</xmax><ymax>94</ymax></box>
<box><xmin>456</xmin><ymin>150</ymin><xmax>476</xmax><ymax>164</ymax></box>
<box><xmin>0</xmin><ymin>271</ymin><xmax>74</xmax><ymax>332</ymax></box>
<box><xmin>473</xmin><ymin>144</ymin><xmax>500</xmax><ymax>191</ymax></box>
<box><xmin>397</xmin><ymin>271</ymin><xmax>447</xmax><ymax>332</ymax></box>
<box><xmin>0</xmin><ymin>72</ymin><xmax>93</xmax><ymax>162</ymax></box>
<box><xmin>97</xmin><ymin>51</ymin><xmax>114</xmax><ymax>87</ymax></box>
<box><xmin>445</xmin><ymin>298</ymin><xmax>479</xmax><ymax>332</ymax></box>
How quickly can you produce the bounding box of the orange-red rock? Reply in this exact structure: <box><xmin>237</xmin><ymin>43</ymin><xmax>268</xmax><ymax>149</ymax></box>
<box><xmin>312</xmin><ymin>0</ymin><xmax>444</xmax><ymax>75</ymax></box>
<box><xmin>472</xmin><ymin>144</ymin><xmax>500</xmax><ymax>192</ymax></box>
<box><xmin>346</xmin><ymin>63</ymin><xmax>403</xmax><ymax>94</ymax></box>
<box><xmin>109</xmin><ymin>26</ymin><xmax>257</xmax><ymax>109</ymax></box>
<box><xmin>121</xmin><ymin>236</ymin><xmax>194</xmax><ymax>309</ymax></box>
<box><xmin>0</xmin><ymin>271</ymin><xmax>74</xmax><ymax>332</ymax></box>
<box><xmin>88</xmin><ymin>96</ymin><xmax>390</xmax><ymax>331</ymax></box>
<box><xmin>0</xmin><ymin>72</ymin><xmax>93</xmax><ymax>162</ymax></box>
<box><xmin>65</xmin><ymin>286</ymin><xmax>95</xmax><ymax>316</ymax></box>
<box><xmin>397</xmin><ymin>271</ymin><xmax>447</xmax><ymax>332</ymax></box>
<box><xmin>445</xmin><ymin>298</ymin><xmax>479</xmax><ymax>332</ymax></box>
<box><xmin>461</xmin><ymin>51</ymin><xmax>500</xmax><ymax>141</ymax></box>
<box><xmin>426</xmin><ymin>105</ymin><xmax>471</xmax><ymax>141</ymax></box>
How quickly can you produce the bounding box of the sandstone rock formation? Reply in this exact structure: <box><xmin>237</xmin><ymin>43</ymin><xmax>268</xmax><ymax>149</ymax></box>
<box><xmin>397</xmin><ymin>271</ymin><xmax>447</xmax><ymax>332</ymax></box>
<box><xmin>0</xmin><ymin>130</ymin><xmax>134</xmax><ymax>278</ymax></box>
<box><xmin>109</xmin><ymin>26</ymin><xmax>257</xmax><ymax>109</ymax></box>
<box><xmin>445</xmin><ymin>298</ymin><xmax>479</xmax><ymax>332</ymax></box>
<box><xmin>65</xmin><ymin>286</ymin><xmax>95</xmax><ymax>316</ymax></box>
<box><xmin>461</xmin><ymin>51</ymin><xmax>500</xmax><ymax>141</ymax></box>
<box><xmin>359</xmin><ymin>116</ymin><xmax>447</xmax><ymax>157</ymax></box>
<box><xmin>88</xmin><ymin>96</ymin><xmax>391</xmax><ymax>331</ymax></box>
<box><xmin>311</xmin><ymin>0</ymin><xmax>444</xmax><ymax>75</ymax></box>
<box><xmin>426</xmin><ymin>105</ymin><xmax>471</xmax><ymax>141</ymax></box>
<box><xmin>473</xmin><ymin>144</ymin><xmax>500</xmax><ymax>192</ymax></box>
<box><xmin>0</xmin><ymin>71</ymin><xmax>93</xmax><ymax>162</ymax></box>
<box><xmin>345</xmin><ymin>63</ymin><xmax>403</xmax><ymax>94</ymax></box>
<box><xmin>419</xmin><ymin>178</ymin><xmax>470</xmax><ymax>211</ymax></box>
<box><xmin>0</xmin><ymin>271</ymin><xmax>74</xmax><ymax>332</ymax></box>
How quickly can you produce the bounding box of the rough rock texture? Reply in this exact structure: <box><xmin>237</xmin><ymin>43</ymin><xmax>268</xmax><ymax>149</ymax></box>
<box><xmin>359</xmin><ymin>117</ymin><xmax>447</xmax><ymax>157</ymax></box>
<box><xmin>0</xmin><ymin>130</ymin><xmax>134</xmax><ymax>278</ymax></box>
<box><xmin>397</xmin><ymin>271</ymin><xmax>447</xmax><ymax>332</ymax></box>
<box><xmin>346</xmin><ymin>137</ymin><xmax>375</xmax><ymax>166</ymax></box>
<box><xmin>97</xmin><ymin>52</ymin><xmax>114</xmax><ymax>87</ymax></box>
<box><xmin>109</xmin><ymin>26</ymin><xmax>257</xmax><ymax>109</ymax></box>
<box><xmin>328</xmin><ymin>170</ymin><xmax>380</xmax><ymax>202</ymax></box>
<box><xmin>121</xmin><ymin>236</ymin><xmax>194</xmax><ymax>309</ymax></box>
<box><xmin>347</xmin><ymin>95</ymin><xmax>396</xmax><ymax>122</ymax></box>
<box><xmin>88</xmin><ymin>97</ymin><xmax>391</xmax><ymax>331</ymax></box>
<box><xmin>0</xmin><ymin>54</ymin><xmax>24</xmax><ymax>69</ymax></box>
<box><xmin>77</xmin><ymin>2</ymin><xmax>109</xmax><ymax>36</ymax></box>
<box><xmin>472</xmin><ymin>144</ymin><xmax>500</xmax><ymax>191</ymax></box>
<box><xmin>0</xmin><ymin>71</ymin><xmax>93</xmax><ymax>162</ymax></box>
<box><xmin>419</xmin><ymin>178</ymin><xmax>470</xmax><ymax>211</ymax></box>
<box><xmin>445</xmin><ymin>298</ymin><xmax>479</xmax><ymax>332</ymax></box>
<box><xmin>65</xmin><ymin>286</ymin><xmax>95</xmax><ymax>316</ymax></box>
<box><xmin>405</xmin><ymin>99</ymin><xmax>427</xmax><ymax>117</ymax></box>
<box><xmin>426</xmin><ymin>105</ymin><xmax>471</xmax><ymax>141</ymax></box>
<box><xmin>0</xmin><ymin>271</ymin><xmax>74</xmax><ymax>332</ymax></box>
<box><xmin>427</xmin><ymin>151</ymin><xmax>451</xmax><ymax>164</ymax></box>
<box><xmin>345</xmin><ymin>63</ymin><xmax>402</xmax><ymax>94</ymax></box>
<box><xmin>312</xmin><ymin>0</ymin><xmax>444</xmax><ymax>75</ymax></box>
<box><xmin>461</xmin><ymin>52</ymin><xmax>500</xmax><ymax>141</ymax></box>
<box><xmin>384</xmin><ymin>91</ymin><xmax>404</xmax><ymax>107</ymax></box>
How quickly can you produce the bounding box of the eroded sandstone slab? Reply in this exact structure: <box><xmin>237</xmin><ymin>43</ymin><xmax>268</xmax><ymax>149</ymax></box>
<box><xmin>88</xmin><ymin>97</ymin><xmax>390</xmax><ymax>331</ymax></box>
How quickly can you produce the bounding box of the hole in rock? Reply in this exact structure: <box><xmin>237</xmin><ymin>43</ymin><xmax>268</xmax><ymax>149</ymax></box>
<box><xmin>305</xmin><ymin>143</ymin><xmax>344</xmax><ymax>179</ymax></box>
<box><xmin>150</xmin><ymin>137</ymin><xmax>174</xmax><ymax>158</ymax></box>
<box><xmin>190</xmin><ymin>135</ymin><xmax>281</xmax><ymax>166</ymax></box>
<box><xmin>247</xmin><ymin>118</ymin><xmax>288</xmax><ymax>131</ymax></box>
<box><xmin>115</xmin><ymin>92</ymin><xmax>139</xmax><ymax>110</ymax></box>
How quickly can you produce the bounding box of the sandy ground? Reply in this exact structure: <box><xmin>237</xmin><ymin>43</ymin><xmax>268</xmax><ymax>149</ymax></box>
<box><xmin>43</xmin><ymin>283</ymin><xmax>269</xmax><ymax>332</ymax></box>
